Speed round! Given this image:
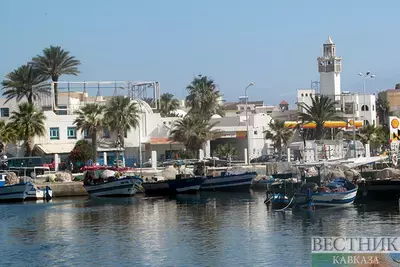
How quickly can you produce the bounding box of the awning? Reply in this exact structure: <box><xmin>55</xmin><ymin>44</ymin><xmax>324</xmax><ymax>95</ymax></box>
<box><xmin>35</xmin><ymin>143</ymin><xmax>124</xmax><ymax>155</ymax></box>
<box><xmin>150</xmin><ymin>138</ymin><xmax>181</xmax><ymax>145</ymax></box>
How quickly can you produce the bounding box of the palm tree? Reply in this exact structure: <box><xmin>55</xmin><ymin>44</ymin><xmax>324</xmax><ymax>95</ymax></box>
<box><xmin>31</xmin><ymin>45</ymin><xmax>81</xmax><ymax>108</ymax></box>
<box><xmin>170</xmin><ymin>115</ymin><xmax>221</xmax><ymax>155</ymax></box>
<box><xmin>74</xmin><ymin>103</ymin><xmax>104</xmax><ymax>163</ymax></box>
<box><xmin>1</xmin><ymin>64</ymin><xmax>49</xmax><ymax>105</ymax></box>
<box><xmin>104</xmin><ymin>96</ymin><xmax>140</xmax><ymax>146</ymax></box>
<box><xmin>186</xmin><ymin>75</ymin><xmax>225</xmax><ymax>119</ymax></box>
<box><xmin>0</xmin><ymin>121</ymin><xmax>18</xmax><ymax>153</ymax></box>
<box><xmin>9</xmin><ymin>103</ymin><xmax>46</xmax><ymax>156</ymax></box>
<box><xmin>104</xmin><ymin>96</ymin><xmax>139</xmax><ymax>166</ymax></box>
<box><xmin>264</xmin><ymin>120</ymin><xmax>293</xmax><ymax>157</ymax></box>
<box><xmin>159</xmin><ymin>93</ymin><xmax>179</xmax><ymax>117</ymax></box>
<box><xmin>215</xmin><ymin>143</ymin><xmax>238</xmax><ymax>165</ymax></box>
<box><xmin>299</xmin><ymin>95</ymin><xmax>342</xmax><ymax>140</ymax></box>
<box><xmin>357</xmin><ymin>124</ymin><xmax>377</xmax><ymax>145</ymax></box>
<box><xmin>376</xmin><ymin>94</ymin><xmax>390</xmax><ymax>126</ymax></box>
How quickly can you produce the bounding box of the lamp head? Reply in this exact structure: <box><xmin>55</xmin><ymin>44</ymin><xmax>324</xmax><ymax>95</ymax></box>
<box><xmin>366</xmin><ymin>71</ymin><xmax>371</xmax><ymax>76</ymax></box>
<box><xmin>370</xmin><ymin>74</ymin><xmax>376</xmax><ymax>78</ymax></box>
<box><xmin>358</xmin><ymin>73</ymin><xmax>363</xmax><ymax>76</ymax></box>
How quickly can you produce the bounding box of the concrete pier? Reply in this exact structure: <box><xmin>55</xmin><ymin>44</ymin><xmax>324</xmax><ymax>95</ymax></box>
<box><xmin>36</xmin><ymin>182</ymin><xmax>88</xmax><ymax>197</ymax></box>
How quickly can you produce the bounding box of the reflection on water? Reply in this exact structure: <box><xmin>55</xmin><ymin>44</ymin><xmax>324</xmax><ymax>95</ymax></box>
<box><xmin>0</xmin><ymin>192</ymin><xmax>399</xmax><ymax>266</ymax></box>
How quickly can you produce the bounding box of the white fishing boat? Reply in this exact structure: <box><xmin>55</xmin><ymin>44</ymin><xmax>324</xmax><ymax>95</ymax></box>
<box><xmin>83</xmin><ymin>169</ymin><xmax>143</xmax><ymax>197</ymax></box>
<box><xmin>294</xmin><ymin>178</ymin><xmax>358</xmax><ymax>209</ymax></box>
<box><xmin>25</xmin><ymin>184</ymin><xmax>53</xmax><ymax>201</ymax></box>
<box><xmin>0</xmin><ymin>173</ymin><xmax>31</xmax><ymax>202</ymax></box>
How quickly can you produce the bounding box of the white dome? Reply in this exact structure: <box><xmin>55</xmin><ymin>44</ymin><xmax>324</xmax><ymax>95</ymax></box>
<box><xmin>211</xmin><ymin>114</ymin><xmax>222</xmax><ymax>119</ymax></box>
<box><xmin>132</xmin><ymin>99</ymin><xmax>153</xmax><ymax>114</ymax></box>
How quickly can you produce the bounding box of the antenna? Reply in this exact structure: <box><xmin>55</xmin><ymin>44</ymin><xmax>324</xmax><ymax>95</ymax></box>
<box><xmin>311</xmin><ymin>80</ymin><xmax>320</xmax><ymax>94</ymax></box>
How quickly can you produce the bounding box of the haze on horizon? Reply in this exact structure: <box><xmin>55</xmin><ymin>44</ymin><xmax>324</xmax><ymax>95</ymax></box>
<box><xmin>1</xmin><ymin>0</ymin><xmax>399</xmax><ymax>107</ymax></box>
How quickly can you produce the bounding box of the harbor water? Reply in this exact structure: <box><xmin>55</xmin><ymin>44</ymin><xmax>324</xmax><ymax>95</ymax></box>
<box><xmin>0</xmin><ymin>191</ymin><xmax>399</xmax><ymax>267</ymax></box>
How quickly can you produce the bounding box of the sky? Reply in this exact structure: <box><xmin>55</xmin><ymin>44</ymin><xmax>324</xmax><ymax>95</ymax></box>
<box><xmin>2</xmin><ymin>0</ymin><xmax>400</xmax><ymax>107</ymax></box>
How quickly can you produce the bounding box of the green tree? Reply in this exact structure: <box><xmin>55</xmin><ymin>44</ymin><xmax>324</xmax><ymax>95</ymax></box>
<box><xmin>170</xmin><ymin>115</ymin><xmax>221</xmax><ymax>155</ymax></box>
<box><xmin>104</xmin><ymin>96</ymin><xmax>139</xmax><ymax>147</ymax></box>
<box><xmin>9</xmin><ymin>103</ymin><xmax>46</xmax><ymax>156</ymax></box>
<box><xmin>31</xmin><ymin>45</ymin><xmax>81</xmax><ymax>108</ymax></box>
<box><xmin>104</xmin><ymin>96</ymin><xmax>139</xmax><ymax>166</ymax></box>
<box><xmin>299</xmin><ymin>95</ymin><xmax>342</xmax><ymax>140</ymax></box>
<box><xmin>0</xmin><ymin>121</ymin><xmax>18</xmax><ymax>153</ymax></box>
<box><xmin>264</xmin><ymin>120</ymin><xmax>293</xmax><ymax>157</ymax></box>
<box><xmin>214</xmin><ymin>143</ymin><xmax>238</xmax><ymax>164</ymax></box>
<box><xmin>73</xmin><ymin>103</ymin><xmax>104</xmax><ymax>163</ymax></box>
<box><xmin>1</xmin><ymin>64</ymin><xmax>49</xmax><ymax>105</ymax></box>
<box><xmin>69</xmin><ymin>140</ymin><xmax>94</xmax><ymax>166</ymax></box>
<box><xmin>186</xmin><ymin>75</ymin><xmax>225</xmax><ymax>119</ymax></box>
<box><xmin>357</xmin><ymin>124</ymin><xmax>377</xmax><ymax>145</ymax></box>
<box><xmin>159</xmin><ymin>93</ymin><xmax>180</xmax><ymax>117</ymax></box>
<box><xmin>376</xmin><ymin>93</ymin><xmax>390</xmax><ymax>126</ymax></box>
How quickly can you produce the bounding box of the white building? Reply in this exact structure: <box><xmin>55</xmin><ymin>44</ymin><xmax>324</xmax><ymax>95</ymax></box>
<box><xmin>0</xmin><ymin>84</ymin><xmax>277</xmax><ymax>165</ymax></box>
<box><xmin>297</xmin><ymin>37</ymin><xmax>377</xmax><ymax>126</ymax></box>
<box><xmin>297</xmin><ymin>89</ymin><xmax>316</xmax><ymax>112</ymax></box>
<box><xmin>318</xmin><ymin>36</ymin><xmax>342</xmax><ymax>101</ymax></box>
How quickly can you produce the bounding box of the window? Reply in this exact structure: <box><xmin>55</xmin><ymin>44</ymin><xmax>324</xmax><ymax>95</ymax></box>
<box><xmin>103</xmin><ymin>128</ymin><xmax>110</xmax><ymax>138</ymax></box>
<box><xmin>372</xmin><ymin>105</ymin><xmax>375</xmax><ymax>111</ymax></box>
<box><xmin>67</xmin><ymin>127</ymin><xmax>77</xmax><ymax>139</ymax></box>
<box><xmin>254</xmin><ymin>131</ymin><xmax>258</xmax><ymax>135</ymax></box>
<box><xmin>57</xmin><ymin>105</ymin><xmax>67</xmax><ymax>115</ymax></box>
<box><xmin>84</xmin><ymin>129</ymin><xmax>89</xmax><ymax>138</ymax></box>
<box><xmin>0</xmin><ymin>108</ymin><xmax>9</xmax><ymax>117</ymax></box>
<box><xmin>301</xmin><ymin>94</ymin><xmax>304</xmax><ymax>97</ymax></box>
<box><xmin>306</xmin><ymin>93</ymin><xmax>308</xmax><ymax>97</ymax></box>
<box><xmin>50</xmin><ymin>127</ymin><xmax>59</xmax><ymax>140</ymax></box>
<box><xmin>124</xmin><ymin>129</ymin><xmax>128</xmax><ymax>138</ymax></box>
<box><xmin>310</xmin><ymin>93</ymin><xmax>312</xmax><ymax>97</ymax></box>
<box><xmin>361</xmin><ymin>105</ymin><xmax>369</xmax><ymax>111</ymax></box>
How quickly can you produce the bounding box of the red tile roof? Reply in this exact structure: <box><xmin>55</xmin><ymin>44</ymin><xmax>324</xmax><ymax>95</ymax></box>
<box><xmin>280</xmin><ymin>100</ymin><xmax>288</xmax><ymax>105</ymax></box>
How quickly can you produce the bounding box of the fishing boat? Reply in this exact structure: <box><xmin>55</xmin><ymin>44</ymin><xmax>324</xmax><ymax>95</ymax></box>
<box><xmin>25</xmin><ymin>184</ymin><xmax>53</xmax><ymax>201</ymax></box>
<box><xmin>294</xmin><ymin>178</ymin><xmax>358</xmax><ymax>209</ymax></box>
<box><xmin>265</xmin><ymin>175</ymin><xmax>302</xmax><ymax>209</ymax></box>
<box><xmin>193</xmin><ymin>160</ymin><xmax>257</xmax><ymax>191</ymax></box>
<box><xmin>201</xmin><ymin>171</ymin><xmax>258</xmax><ymax>191</ymax></box>
<box><xmin>0</xmin><ymin>173</ymin><xmax>31</xmax><ymax>202</ymax></box>
<box><xmin>142</xmin><ymin>175</ymin><xmax>205</xmax><ymax>195</ymax></box>
<box><xmin>83</xmin><ymin>169</ymin><xmax>143</xmax><ymax>197</ymax></box>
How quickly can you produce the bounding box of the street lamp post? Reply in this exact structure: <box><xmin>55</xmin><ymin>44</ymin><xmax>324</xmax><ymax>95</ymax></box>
<box><xmin>245</xmin><ymin>82</ymin><xmax>254</xmax><ymax>164</ymax></box>
<box><xmin>358</xmin><ymin>72</ymin><xmax>375</xmax><ymax>125</ymax></box>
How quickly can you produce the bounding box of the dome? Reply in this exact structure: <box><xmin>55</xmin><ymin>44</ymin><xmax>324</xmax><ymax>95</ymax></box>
<box><xmin>132</xmin><ymin>99</ymin><xmax>153</xmax><ymax>114</ymax></box>
<box><xmin>211</xmin><ymin>114</ymin><xmax>222</xmax><ymax>119</ymax></box>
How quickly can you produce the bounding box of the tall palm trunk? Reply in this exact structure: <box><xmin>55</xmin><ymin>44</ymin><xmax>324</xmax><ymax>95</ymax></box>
<box><xmin>91</xmin><ymin>132</ymin><xmax>97</xmax><ymax>163</ymax></box>
<box><xmin>52</xmin><ymin>76</ymin><xmax>59</xmax><ymax>108</ymax></box>
<box><xmin>315</xmin><ymin>124</ymin><xmax>324</xmax><ymax>140</ymax></box>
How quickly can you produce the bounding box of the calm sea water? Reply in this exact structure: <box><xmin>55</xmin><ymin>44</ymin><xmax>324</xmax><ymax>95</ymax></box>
<box><xmin>0</xmin><ymin>191</ymin><xmax>399</xmax><ymax>267</ymax></box>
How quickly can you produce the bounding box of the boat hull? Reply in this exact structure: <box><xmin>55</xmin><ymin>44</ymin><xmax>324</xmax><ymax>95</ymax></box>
<box><xmin>26</xmin><ymin>185</ymin><xmax>53</xmax><ymax>201</ymax></box>
<box><xmin>295</xmin><ymin>188</ymin><xmax>358</xmax><ymax>209</ymax></box>
<box><xmin>143</xmin><ymin>177</ymin><xmax>205</xmax><ymax>195</ymax></box>
<box><xmin>0</xmin><ymin>183</ymin><xmax>30</xmax><ymax>202</ymax></box>
<box><xmin>84</xmin><ymin>177</ymin><xmax>143</xmax><ymax>197</ymax></box>
<box><xmin>200</xmin><ymin>172</ymin><xmax>257</xmax><ymax>191</ymax></box>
